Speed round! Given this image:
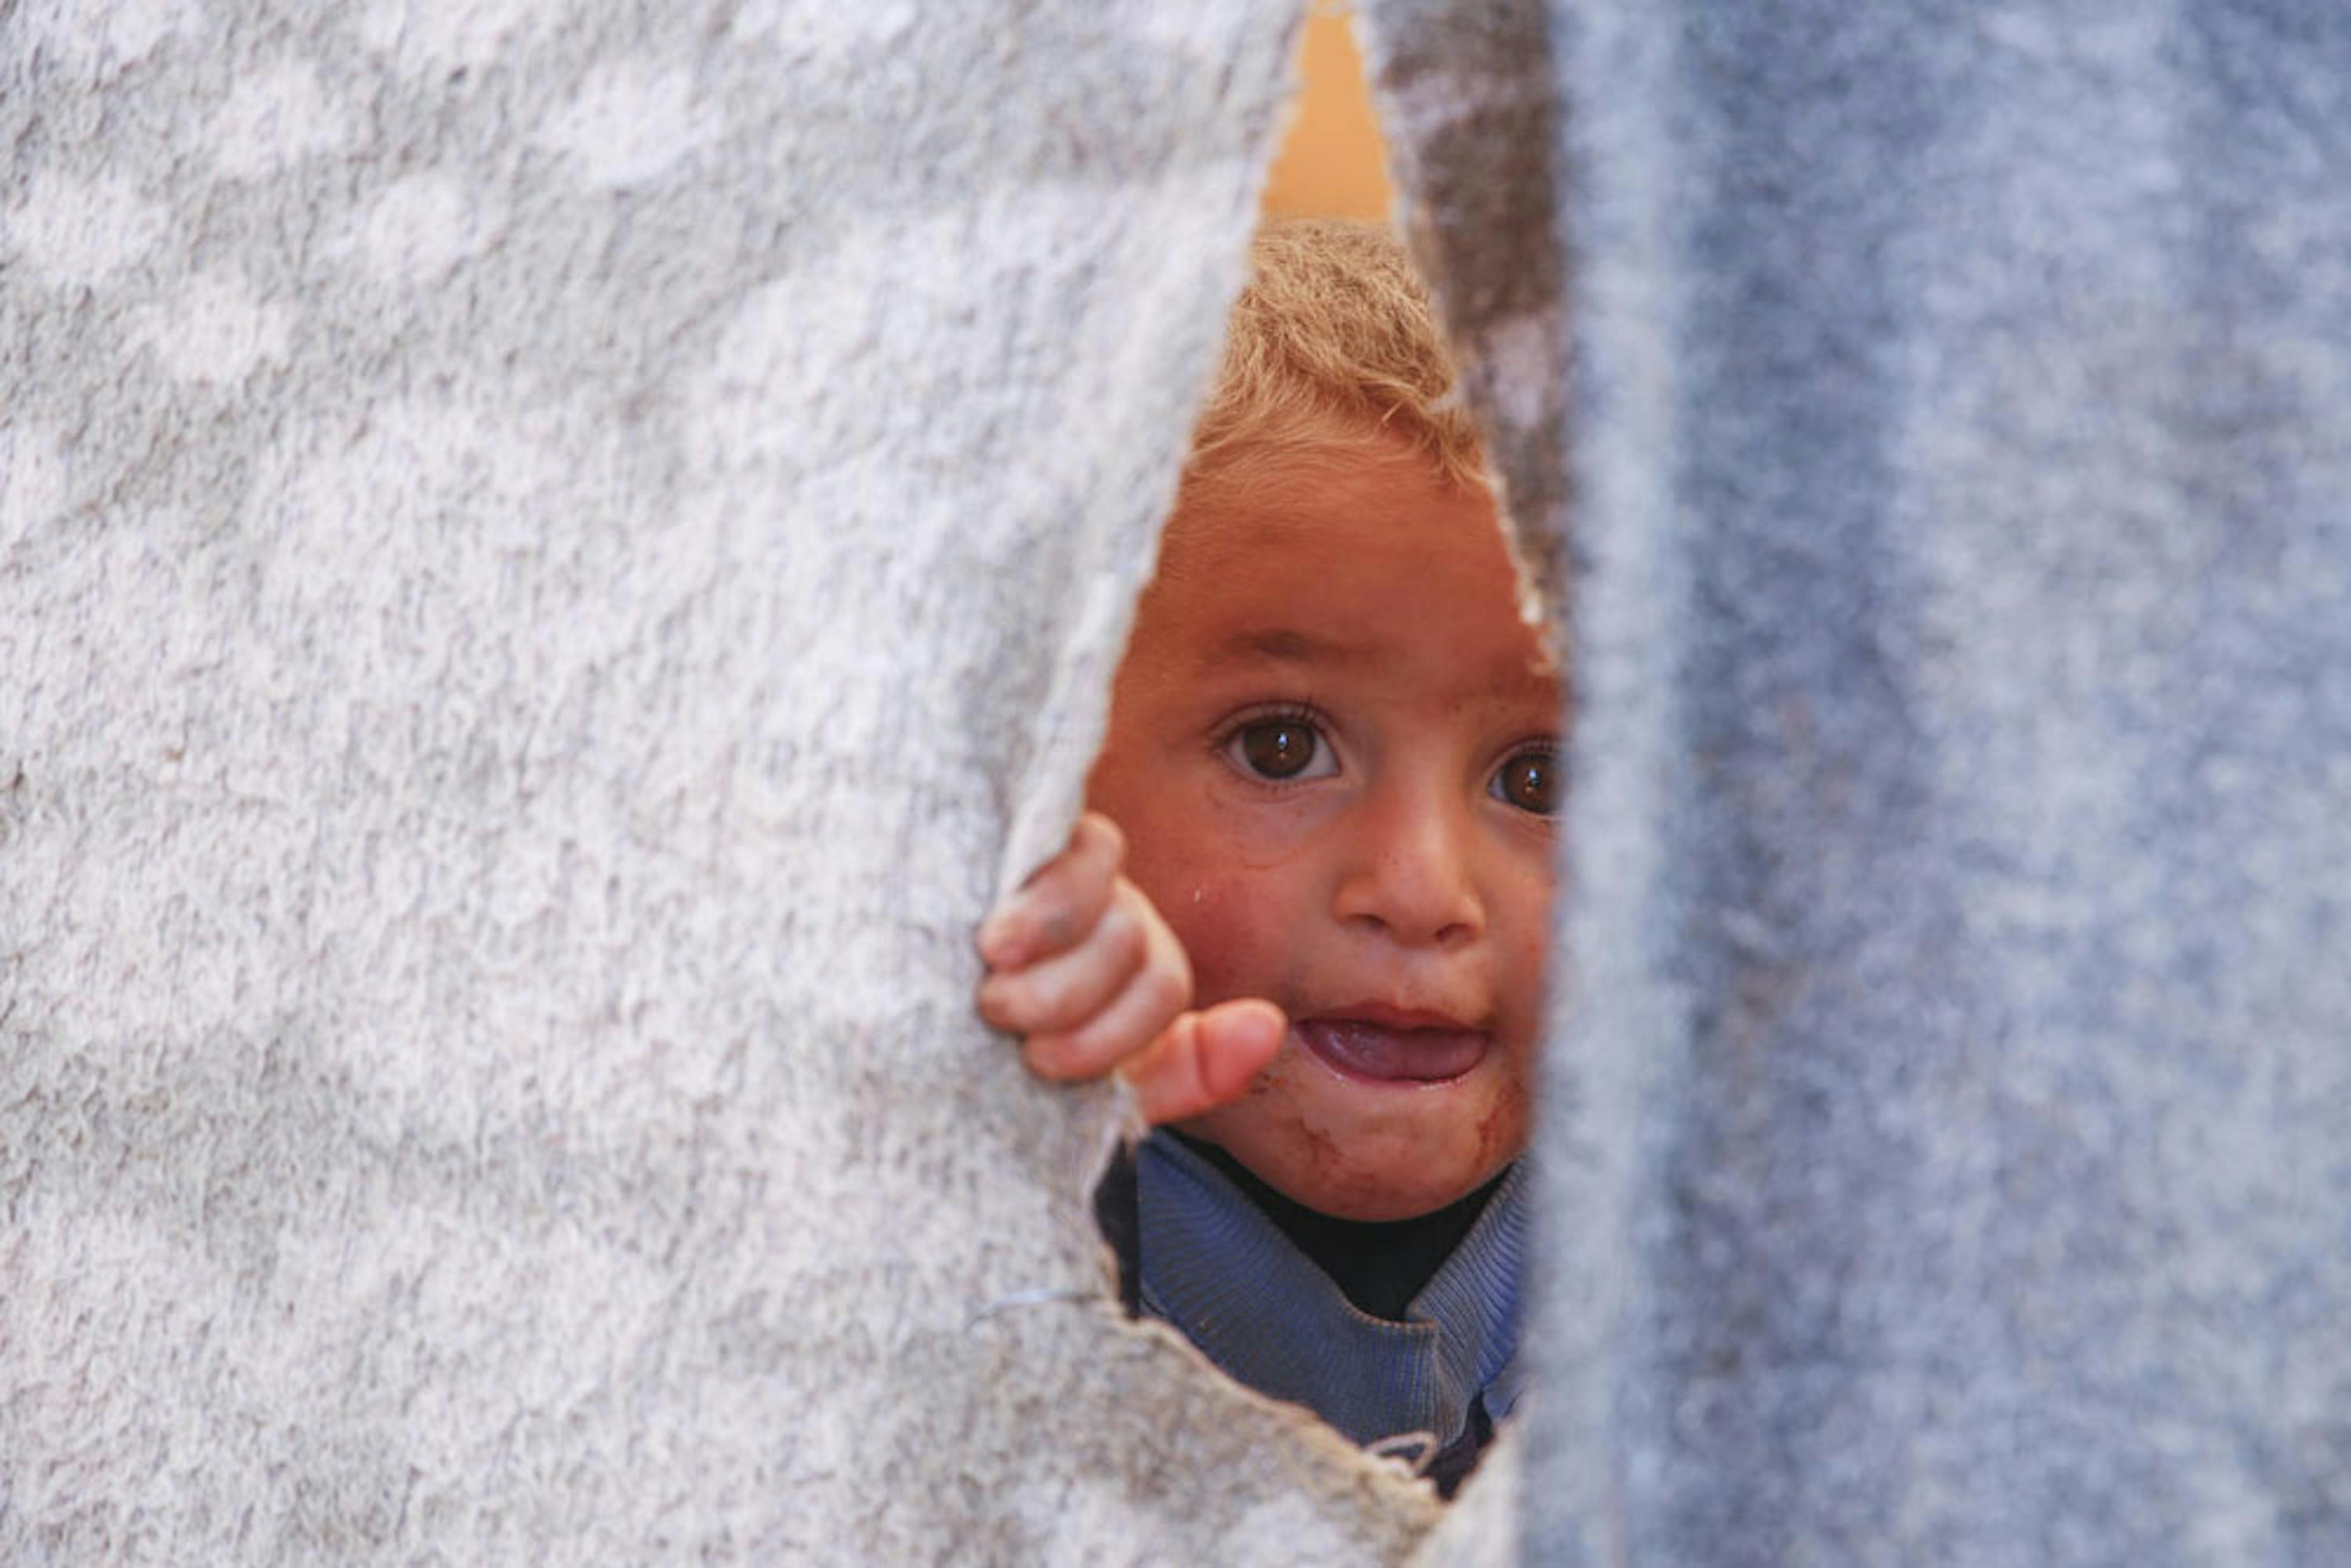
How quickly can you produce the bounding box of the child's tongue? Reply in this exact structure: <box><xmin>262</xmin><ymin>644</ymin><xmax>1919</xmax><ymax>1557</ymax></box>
<box><xmin>1295</xmin><ymin>1018</ymin><xmax>1488</xmax><ymax>1084</ymax></box>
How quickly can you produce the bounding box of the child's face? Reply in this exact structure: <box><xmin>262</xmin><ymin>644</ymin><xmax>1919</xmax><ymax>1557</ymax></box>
<box><xmin>1088</xmin><ymin>444</ymin><xmax>1561</xmax><ymax>1221</ymax></box>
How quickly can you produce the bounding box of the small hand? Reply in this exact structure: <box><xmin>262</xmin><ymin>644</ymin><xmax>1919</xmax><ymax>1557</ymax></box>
<box><xmin>976</xmin><ymin>812</ymin><xmax>1285</xmax><ymax>1124</ymax></box>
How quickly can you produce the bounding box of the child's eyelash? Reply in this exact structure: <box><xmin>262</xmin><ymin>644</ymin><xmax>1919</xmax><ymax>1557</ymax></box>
<box><xmin>1207</xmin><ymin>699</ymin><xmax>1327</xmax><ymax>749</ymax></box>
<box><xmin>1211</xmin><ymin>700</ymin><xmax>1340</xmax><ymax>786</ymax></box>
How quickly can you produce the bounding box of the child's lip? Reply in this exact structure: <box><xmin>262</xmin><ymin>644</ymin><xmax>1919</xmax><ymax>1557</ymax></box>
<box><xmin>1294</xmin><ymin>1009</ymin><xmax>1491</xmax><ymax>1085</ymax></box>
<box><xmin>1317</xmin><ymin>1001</ymin><xmax>1481</xmax><ymax>1033</ymax></box>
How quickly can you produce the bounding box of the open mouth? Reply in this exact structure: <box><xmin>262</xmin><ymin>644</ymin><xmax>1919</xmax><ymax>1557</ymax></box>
<box><xmin>1295</xmin><ymin>1016</ymin><xmax>1491</xmax><ymax>1085</ymax></box>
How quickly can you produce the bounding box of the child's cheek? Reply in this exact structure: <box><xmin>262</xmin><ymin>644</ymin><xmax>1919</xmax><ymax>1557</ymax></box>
<box><xmin>1199</xmin><ymin>781</ymin><xmax>1342</xmax><ymax>872</ymax></box>
<box><xmin>1508</xmin><ymin>864</ymin><xmax>1560</xmax><ymax>1033</ymax></box>
<box><xmin>1157</xmin><ymin>874</ymin><xmax>1289</xmax><ymax>1009</ymax></box>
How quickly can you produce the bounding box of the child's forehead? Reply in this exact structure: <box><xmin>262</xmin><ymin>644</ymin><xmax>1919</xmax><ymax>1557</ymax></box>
<box><xmin>1133</xmin><ymin>471</ymin><xmax>1559</xmax><ymax>697</ymax></box>
<box><xmin>1162</xmin><ymin>441</ymin><xmax>1485</xmax><ymax>567</ymax></box>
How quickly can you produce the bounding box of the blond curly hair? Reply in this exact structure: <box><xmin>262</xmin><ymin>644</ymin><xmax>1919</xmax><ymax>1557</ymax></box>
<box><xmin>1183</xmin><ymin>219</ymin><xmax>1488</xmax><ymax>496</ymax></box>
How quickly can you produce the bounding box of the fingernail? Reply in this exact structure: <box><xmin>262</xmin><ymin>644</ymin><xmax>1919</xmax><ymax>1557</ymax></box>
<box><xmin>977</xmin><ymin>974</ymin><xmax>1016</xmax><ymax>1024</ymax></box>
<box><xmin>978</xmin><ymin>912</ymin><xmax>1023</xmax><ymax>968</ymax></box>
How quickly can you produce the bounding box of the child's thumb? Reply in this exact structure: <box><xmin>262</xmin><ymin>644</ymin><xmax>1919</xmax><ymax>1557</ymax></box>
<box><xmin>1128</xmin><ymin>999</ymin><xmax>1286</xmax><ymax>1124</ymax></box>
<box><xmin>1190</xmin><ymin>998</ymin><xmax>1287</xmax><ymax>1108</ymax></box>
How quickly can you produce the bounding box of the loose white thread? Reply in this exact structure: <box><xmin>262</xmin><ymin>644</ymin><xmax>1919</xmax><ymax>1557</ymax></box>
<box><xmin>963</xmin><ymin>1284</ymin><xmax>1094</xmax><ymax>1331</ymax></box>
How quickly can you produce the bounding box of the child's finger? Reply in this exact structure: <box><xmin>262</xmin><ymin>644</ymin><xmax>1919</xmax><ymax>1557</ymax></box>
<box><xmin>976</xmin><ymin>812</ymin><xmax>1125</xmax><ymax>969</ymax></box>
<box><xmin>1122</xmin><ymin>998</ymin><xmax>1288</xmax><ymax>1125</ymax></box>
<box><xmin>976</xmin><ymin>893</ymin><xmax>1148</xmax><ymax>1035</ymax></box>
<box><xmin>1020</xmin><ymin>904</ymin><xmax>1193</xmax><ymax>1081</ymax></box>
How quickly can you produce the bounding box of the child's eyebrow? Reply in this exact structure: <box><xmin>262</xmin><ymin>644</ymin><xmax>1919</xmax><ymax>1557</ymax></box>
<box><xmin>1199</xmin><ymin>628</ymin><xmax>1369</xmax><ymax>672</ymax></box>
<box><xmin>1196</xmin><ymin>629</ymin><xmax>1559</xmax><ymax>704</ymax></box>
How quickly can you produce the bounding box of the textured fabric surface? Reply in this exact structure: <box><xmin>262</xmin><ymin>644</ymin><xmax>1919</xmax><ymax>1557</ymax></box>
<box><xmin>0</xmin><ymin>2</ymin><xmax>1448</xmax><ymax>1561</ymax></box>
<box><xmin>1514</xmin><ymin>2</ymin><xmax>2351</xmax><ymax>1563</ymax></box>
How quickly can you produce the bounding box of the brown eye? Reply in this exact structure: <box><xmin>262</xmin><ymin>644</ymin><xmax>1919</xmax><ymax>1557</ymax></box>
<box><xmin>1491</xmin><ymin>748</ymin><xmax>1560</xmax><ymax>815</ymax></box>
<box><xmin>1227</xmin><ymin>718</ymin><xmax>1331</xmax><ymax>781</ymax></box>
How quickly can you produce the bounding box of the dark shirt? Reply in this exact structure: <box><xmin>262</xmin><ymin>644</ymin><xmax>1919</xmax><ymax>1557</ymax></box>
<box><xmin>1095</xmin><ymin>1131</ymin><xmax>1523</xmax><ymax>1497</ymax></box>
<box><xmin>1165</xmin><ymin>1132</ymin><xmax>1508</xmax><ymax>1321</ymax></box>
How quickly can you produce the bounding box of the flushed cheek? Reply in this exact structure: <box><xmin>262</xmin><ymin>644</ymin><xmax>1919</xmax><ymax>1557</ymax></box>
<box><xmin>1194</xmin><ymin>777</ymin><xmax>1340</xmax><ymax>867</ymax></box>
<box><xmin>1494</xmin><ymin>892</ymin><xmax>1556</xmax><ymax>1044</ymax></box>
<box><xmin>1153</xmin><ymin>873</ymin><xmax>1298</xmax><ymax>1007</ymax></box>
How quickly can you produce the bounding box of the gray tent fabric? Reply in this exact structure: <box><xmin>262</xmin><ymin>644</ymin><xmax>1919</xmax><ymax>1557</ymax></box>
<box><xmin>1454</xmin><ymin>2</ymin><xmax>2347</xmax><ymax>1564</ymax></box>
<box><xmin>0</xmin><ymin>2</ymin><xmax>1447</xmax><ymax>1561</ymax></box>
<box><xmin>10</xmin><ymin>0</ymin><xmax>2351</xmax><ymax>1563</ymax></box>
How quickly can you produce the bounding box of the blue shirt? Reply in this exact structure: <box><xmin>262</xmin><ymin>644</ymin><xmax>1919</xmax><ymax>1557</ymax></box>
<box><xmin>1129</xmin><ymin>1132</ymin><xmax>1527</xmax><ymax>1470</ymax></box>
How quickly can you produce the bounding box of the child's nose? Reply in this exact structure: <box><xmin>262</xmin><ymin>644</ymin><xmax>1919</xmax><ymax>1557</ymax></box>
<box><xmin>1330</xmin><ymin>785</ymin><xmax>1486</xmax><ymax>948</ymax></box>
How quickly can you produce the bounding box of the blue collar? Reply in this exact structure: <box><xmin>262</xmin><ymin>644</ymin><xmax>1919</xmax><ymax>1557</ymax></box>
<box><xmin>1132</xmin><ymin>1132</ymin><xmax>1527</xmax><ymax>1458</ymax></box>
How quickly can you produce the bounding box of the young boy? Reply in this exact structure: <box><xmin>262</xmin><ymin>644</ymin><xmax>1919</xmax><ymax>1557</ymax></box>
<box><xmin>976</xmin><ymin>221</ymin><xmax>1559</xmax><ymax>1494</ymax></box>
